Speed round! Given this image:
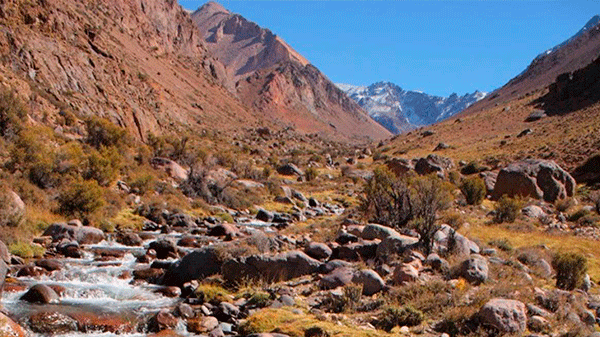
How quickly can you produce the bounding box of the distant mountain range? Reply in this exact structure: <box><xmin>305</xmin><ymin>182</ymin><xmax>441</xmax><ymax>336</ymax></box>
<box><xmin>337</xmin><ymin>82</ymin><xmax>486</xmax><ymax>134</ymax></box>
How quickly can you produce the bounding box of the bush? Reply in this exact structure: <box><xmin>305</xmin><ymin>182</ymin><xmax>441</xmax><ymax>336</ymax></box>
<box><xmin>568</xmin><ymin>208</ymin><xmax>590</xmax><ymax>222</ymax></box>
<box><xmin>552</xmin><ymin>252</ymin><xmax>588</xmax><ymax>290</ymax></box>
<box><xmin>85</xmin><ymin>116</ymin><xmax>128</xmax><ymax>149</ymax></box>
<box><xmin>460</xmin><ymin>161</ymin><xmax>486</xmax><ymax>175</ymax></box>
<box><xmin>128</xmin><ymin>172</ymin><xmax>156</xmax><ymax>195</ymax></box>
<box><xmin>411</xmin><ymin>175</ymin><xmax>452</xmax><ymax>254</ymax></box>
<box><xmin>376</xmin><ymin>305</ymin><xmax>424</xmax><ymax>332</ymax></box>
<box><xmin>58</xmin><ymin>179</ymin><xmax>104</xmax><ymax>217</ymax></box>
<box><xmin>194</xmin><ymin>284</ymin><xmax>231</xmax><ymax>305</ymax></box>
<box><xmin>494</xmin><ymin>196</ymin><xmax>522</xmax><ymax>223</ymax></box>
<box><xmin>0</xmin><ymin>88</ymin><xmax>27</xmax><ymax>140</ymax></box>
<box><xmin>555</xmin><ymin>198</ymin><xmax>575</xmax><ymax>213</ymax></box>
<box><xmin>488</xmin><ymin>238</ymin><xmax>513</xmax><ymax>252</ymax></box>
<box><xmin>9</xmin><ymin>241</ymin><xmax>45</xmax><ymax>258</ymax></box>
<box><xmin>83</xmin><ymin>147</ymin><xmax>122</xmax><ymax>186</ymax></box>
<box><xmin>460</xmin><ymin>176</ymin><xmax>486</xmax><ymax>205</ymax></box>
<box><xmin>359</xmin><ymin>166</ymin><xmax>412</xmax><ymax>228</ymax></box>
<box><xmin>305</xmin><ymin>166</ymin><xmax>319</xmax><ymax>181</ymax></box>
<box><xmin>322</xmin><ymin>284</ymin><xmax>362</xmax><ymax>313</ymax></box>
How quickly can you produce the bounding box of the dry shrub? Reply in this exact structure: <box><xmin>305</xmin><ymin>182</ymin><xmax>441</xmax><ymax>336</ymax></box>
<box><xmin>359</xmin><ymin>166</ymin><xmax>411</xmax><ymax>228</ymax></box>
<box><xmin>494</xmin><ymin>196</ymin><xmax>522</xmax><ymax>223</ymax></box>
<box><xmin>552</xmin><ymin>252</ymin><xmax>588</xmax><ymax>290</ymax></box>
<box><xmin>375</xmin><ymin>305</ymin><xmax>424</xmax><ymax>332</ymax></box>
<box><xmin>460</xmin><ymin>176</ymin><xmax>486</xmax><ymax>205</ymax></box>
<box><xmin>57</xmin><ymin>178</ymin><xmax>104</xmax><ymax>217</ymax></box>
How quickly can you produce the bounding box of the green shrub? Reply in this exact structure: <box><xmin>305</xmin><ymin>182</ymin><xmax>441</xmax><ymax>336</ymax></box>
<box><xmin>83</xmin><ymin>147</ymin><xmax>121</xmax><ymax>186</ymax></box>
<box><xmin>376</xmin><ymin>305</ymin><xmax>424</xmax><ymax>332</ymax></box>
<box><xmin>58</xmin><ymin>179</ymin><xmax>104</xmax><ymax>217</ymax></box>
<box><xmin>460</xmin><ymin>176</ymin><xmax>486</xmax><ymax>205</ymax></box>
<box><xmin>246</xmin><ymin>291</ymin><xmax>272</xmax><ymax>308</ymax></box>
<box><xmin>552</xmin><ymin>252</ymin><xmax>588</xmax><ymax>290</ymax></box>
<box><xmin>460</xmin><ymin>161</ymin><xmax>486</xmax><ymax>175</ymax></box>
<box><xmin>359</xmin><ymin>166</ymin><xmax>412</xmax><ymax>228</ymax></box>
<box><xmin>85</xmin><ymin>116</ymin><xmax>128</xmax><ymax>149</ymax></box>
<box><xmin>9</xmin><ymin>241</ymin><xmax>45</xmax><ymax>258</ymax></box>
<box><xmin>568</xmin><ymin>208</ymin><xmax>591</xmax><ymax>222</ymax></box>
<box><xmin>128</xmin><ymin>172</ymin><xmax>155</xmax><ymax>195</ymax></box>
<box><xmin>488</xmin><ymin>238</ymin><xmax>513</xmax><ymax>252</ymax></box>
<box><xmin>555</xmin><ymin>198</ymin><xmax>575</xmax><ymax>213</ymax></box>
<box><xmin>494</xmin><ymin>196</ymin><xmax>522</xmax><ymax>223</ymax></box>
<box><xmin>195</xmin><ymin>284</ymin><xmax>231</xmax><ymax>305</ymax></box>
<box><xmin>322</xmin><ymin>284</ymin><xmax>363</xmax><ymax>313</ymax></box>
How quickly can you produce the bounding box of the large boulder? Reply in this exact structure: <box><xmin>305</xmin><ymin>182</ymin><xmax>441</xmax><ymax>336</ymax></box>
<box><xmin>27</xmin><ymin>312</ymin><xmax>78</xmax><ymax>335</ymax></box>
<box><xmin>376</xmin><ymin>235</ymin><xmax>419</xmax><ymax>262</ymax></box>
<box><xmin>361</xmin><ymin>224</ymin><xmax>402</xmax><ymax>241</ymax></box>
<box><xmin>478</xmin><ymin>298</ymin><xmax>527</xmax><ymax>334</ymax></box>
<box><xmin>351</xmin><ymin>269</ymin><xmax>386</xmax><ymax>295</ymax></box>
<box><xmin>459</xmin><ymin>254</ymin><xmax>488</xmax><ymax>285</ymax></box>
<box><xmin>150</xmin><ymin>157</ymin><xmax>188</xmax><ymax>182</ymax></box>
<box><xmin>20</xmin><ymin>284</ymin><xmax>60</xmax><ymax>304</ymax></box>
<box><xmin>161</xmin><ymin>247</ymin><xmax>222</xmax><ymax>287</ymax></box>
<box><xmin>415</xmin><ymin>154</ymin><xmax>454</xmax><ymax>176</ymax></box>
<box><xmin>304</xmin><ymin>242</ymin><xmax>332</xmax><ymax>261</ymax></box>
<box><xmin>277</xmin><ymin>164</ymin><xmax>304</xmax><ymax>176</ymax></box>
<box><xmin>0</xmin><ymin>260</ymin><xmax>7</xmax><ymax>298</ymax></box>
<box><xmin>319</xmin><ymin>267</ymin><xmax>354</xmax><ymax>290</ymax></box>
<box><xmin>222</xmin><ymin>250</ymin><xmax>321</xmax><ymax>284</ymax></box>
<box><xmin>148</xmin><ymin>239</ymin><xmax>177</xmax><ymax>259</ymax></box>
<box><xmin>491</xmin><ymin>160</ymin><xmax>575</xmax><ymax>202</ymax></box>
<box><xmin>385</xmin><ymin>158</ymin><xmax>413</xmax><ymax>176</ymax></box>
<box><xmin>0</xmin><ymin>240</ymin><xmax>10</xmax><ymax>264</ymax></box>
<box><xmin>0</xmin><ymin>189</ymin><xmax>25</xmax><ymax>227</ymax></box>
<box><xmin>42</xmin><ymin>223</ymin><xmax>105</xmax><ymax>244</ymax></box>
<box><xmin>0</xmin><ymin>312</ymin><xmax>27</xmax><ymax>337</ymax></box>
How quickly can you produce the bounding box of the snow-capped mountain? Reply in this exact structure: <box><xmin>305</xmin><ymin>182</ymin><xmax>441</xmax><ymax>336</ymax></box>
<box><xmin>535</xmin><ymin>15</ymin><xmax>600</xmax><ymax>60</ymax></box>
<box><xmin>337</xmin><ymin>82</ymin><xmax>486</xmax><ymax>134</ymax></box>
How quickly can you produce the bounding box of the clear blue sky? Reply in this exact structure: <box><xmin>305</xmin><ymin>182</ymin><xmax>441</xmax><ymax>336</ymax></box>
<box><xmin>180</xmin><ymin>1</ymin><xmax>599</xmax><ymax>97</ymax></box>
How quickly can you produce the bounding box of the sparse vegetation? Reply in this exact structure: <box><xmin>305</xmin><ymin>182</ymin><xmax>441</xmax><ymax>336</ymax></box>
<box><xmin>494</xmin><ymin>195</ymin><xmax>522</xmax><ymax>223</ymax></box>
<box><xmin>552</xmin><ymin>252</ymin><xmax>588</xmax><ymax>290</ymax></box>
<box><xmin>359</xmin><ymin>166</ymin><xmax>412</xmax><ymax>228</ymax></box>
<box><xmin>375</xmin><ymin>305</ymin><xmax>424</xmax><ymax>332</ymax></box>
<box><xmin>460</xmin><ymin>176</ymin><xmax>486</xmax><ymax>205</ymax></box>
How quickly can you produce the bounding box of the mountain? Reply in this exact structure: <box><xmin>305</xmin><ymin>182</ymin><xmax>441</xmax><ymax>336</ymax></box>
<box><xmin>191</xmin><ymin>2</ymin><xmax>391</xmax><ymax>141</ymax></box>
<box><xmin>463</xmin><ymin>14</ymin><xmax>600</xmax><ymax>114</ymax></box>
<box><xmin>338</xmin><ymin>82</ymin><xmax>486</xmax><ymax>134</ymax></box>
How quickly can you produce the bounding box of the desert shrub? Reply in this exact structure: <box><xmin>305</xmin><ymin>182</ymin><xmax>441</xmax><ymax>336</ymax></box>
<box><xmin>410</xmin><ymin>175</ymin><xmax>452</xmax><ymax>254</ymax></box>
<box><xmin>494</xmin><ymin>195</ymin><xmax>522</xmax><ymax>223</ymax></box>
<box><xmin>488</xmin><ymin>238</ymin><xmax>513</xmax><ymax>252</ymax></box>
<box><xmin>375</xmin><ymin>305</ymin><xmax>424</xmax><ymax>332</ymax></box>
<box><xmin>568</xmin><ymin>208</ymin><xmax>591</xmax><ymax>222</ymax></box>
<box><xmin>85</xmin><ymin>116</ymin><xmax>128</xmax><ymax>149</ymax></box>
<box><xmin>359</xmin><ymin>166</ymin><xmax>412</xmax><ymax>228</ymax></box>
<box><xmin>460</xmin><ymin>161</ymin><xmax>486</xmax><ymax>175</ymax></box>
<box><xmin>8</xmin><ymin>128</ymin><xmax>58</xmax><ymax>188</ymax></box>
<box><xmin>322</xmin><ymin>284</ymin><xmax>363</xmax><ymax>313</ymax></box>
<box><xmin>128</xmin><ymin>172</ymin><xmax>156</xmax><ymax>195</ymax></box>
<box><xmin>9</xmin><ymin>241</ymin><xmax>45</xmax><ymax>258</ymax></box>
<box><xmin>83</xmin><ymin>147</ymin><xmax>122</xmax><ymax>186</ymax></box>
<box><xmin>448</xmin><ymin>171</ymin><xmax>461</xmax><ymax>185</ymax></box>
<box><xmin>552</xmin><ymin>252</ymin><xmax>588</xmax><ymax>290</ymax></box>
<box><xmin>245</xmin><ymin>291</ymin><xmax>272</xmax><ymax>308</ymax></box>
<box><xmin>305</xmin><ymin>166</ymin><xmax>319</xmax><ymax>181</ymax></box>
<box><xmin>443</xmin><ymin>211</ymin><xmax>464</xmax><ymax>229</ymax></box>
<box><xmin>0</xmin><ymin>88</ymin><xmax>27</xmax><ymax>140</ymax></box>
<box><xmin>58</xmin><ymin>179</ymin><xmax>104</xmax><ymax>217</ymax></box>
<box><xmin>555</xmin><ymin>198</ymin><xmax>575</xmax><ymax>213</ymax></box>
<box><xmin>460</xmin><ymin>176</ymin><xmax>486</xmax><ymax>205</ymax></box>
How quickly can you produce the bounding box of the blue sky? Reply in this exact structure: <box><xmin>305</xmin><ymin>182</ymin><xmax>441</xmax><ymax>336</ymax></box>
<box><xmin>180</xmin><ymin>1</ymin><xmax>599</xmax><ymax>97</ymax></box>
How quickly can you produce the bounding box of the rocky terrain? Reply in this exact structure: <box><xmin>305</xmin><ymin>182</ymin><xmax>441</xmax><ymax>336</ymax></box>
<box><xmin>338</xmin><ymin>82</ymin><xmax>486</xmax><ymax>134</ymax></box>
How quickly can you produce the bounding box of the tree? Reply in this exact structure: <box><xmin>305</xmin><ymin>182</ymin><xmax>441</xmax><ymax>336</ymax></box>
<box><xmin>360</xmin><ymin>166</ymin><xmax>412</xmax><ymax>229</ymax></box>
<box><xmin>411</xmin><ymin>175</ymin><xmax>452</xmax><ymax>255</ymax></box>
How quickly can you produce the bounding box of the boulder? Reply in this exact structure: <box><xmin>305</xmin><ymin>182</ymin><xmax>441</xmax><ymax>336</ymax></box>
<box><xmin>332</xmin><ymin>241</ymin><xmax>379</xmax><ymax>261</ymax></box>
<box><xmin>362</xmin><ymin>224</ymin><xmax>402</xmax><ymax>240</ymax></box>
<box><xmin>0</xmin><ymin>260</ymin><xmax>7</xmax><ymax>298</ymax></box>
<box><xmin>491</xmin><ymin>160</ymin><xmax>575</xmax><ymax>202</ymax></box>
<box><xmin>0</xmin><ymin>189</ymin><xmax>25</xmax><ymax>227</ymax></box>
<box><xmin>161</xmin><ymin>247</ymin><xmax>222</xmax><ymax>287</ymax></box>
<box><xmin>305</xmin><ymin>242</ymin><xmax>332</xmax><ymax>260</ymax></box>
<box><xmin>318</xmin><ymin>260</ymin><xmax>352</xmax><ymax>274</ymax></box>
<box><xmin>20</xmin><ymin>284</ymin><xmax>60</xmax><ymax>304</ymax></box>
<box><xmin>415</xmin><ymin>154</ymin><xmax>454</xmax><ymax>176</ymax></box>
<box><xmin>42</xmin><ymin>223</ymin><xmax>105</xmax><ymax>244</ymax></box>
<box><xmin>459</xmin><ymin>254</ymin><xmax>488</xmax><ymax>285</ymax></box>
<box><xmin>150</xmin><ymin>157</ymin><xmax>188</xmax><ymax>182</ymax></box>
<box><xmin>222</xmin><ymin>250</ymin><xmax>321</xmax><ymax>284</ymax></box>
<box><xmin>0</xmin><ymin>240</ymin><xmax>11</xmax><ymax>264</ymax></box>
<box><xmin>478</xmin><ymin>298</ymin><xmax>527</xmax><ymax>334</ymax></box>
<box><xmin>188</xmin><ymin>316</ymin><xmax>219</xmax><ymax>334</ymax></box>
<box><xmin>207</xmin><ymin>223</ymin><xmax>239</xmax><ymax>238</ymax></box>
<box><xmin>277</xmin><ymin>164</ymin><xmax>304</xmax><ymax>176</ymax></box>
<box><xmin>117</xmin><ymin>232</ymin><xmax>143</xmax><ymax>246</ymax></box>
<box><xmin>149</xmin><ymin>239</ymin><xmax>177</xmax><ymax>259</ymax></box>
<box><xmin>392</xmin><ymin>264</ymin><xmax>419</xmax><ymax>285</ymax></box>
<box><xmin>35</xmin><ymin>259</ymin><xmax>63</xmax><ymax>272</ymax></box>
<box><xmin>376</xmin><ymin>235</ymin><xmax>419</xmax><ymax>261</ymax></box>
<box><xmin>148</xmin><ymin>309</ymin><xmax>178</xmax><ymax>332</ymax></box>
<box><xmin>27</xmin><ymin>312</ymin><xmax>78</xmax><ymax>334</ymax></box>
<box><xmin>385</xmin><ymin>158</ymin><xmax>413</xmax><ymax>176</ymax></box>
<box><xmin>0</xmin><ymin>312</ymin><xmax>26</xmax><ymax>337</ymax></box>
<box><xmin>319</xmin><ymin>267</ymin><xmax>354</xmax><ymax>290</ymax></box>
<box><xmin>256</xmin><ymin>209</ymin><xmax>274</xmax><ymax>222</ymax></box>
<box><xmin>479</xmin><ymin>171</ymin><xmax>498</xmax><ymax>195</ymax></box>
<box><xmin>522</xmin><ymin>205</ymin><xmax>546</xmax><ymax>219</ymax></box>
<box><xmin>352</xmin><ymin>269</ymin><xmax>386</xmax><ymax>295</ymax></box>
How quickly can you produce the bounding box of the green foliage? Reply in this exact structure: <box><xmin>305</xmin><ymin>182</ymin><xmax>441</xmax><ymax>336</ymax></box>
<box><xmin>488</xmin><ymin>238</ymin><xmax>513</xmax><ymax>252</ymax></box>
<box><xmin>410</xmin><ymin>175</ymin><xmax>452</xmax><ymax>255</ymax></box>
<box><xmin>58</xmin><ymin>179</ymin><xmax>104</xmax><ymax>217</ymax></box>
<box><xmin>376</xmin><ymin>306</ymin><xmax>424</xmax><ymax>332</ymax></box>
<box><xmin>359</xmin><ymin>166</ymin><xmax>412</xmax><ymax>228</ymax></box>
<box><xmin>85</xmin><ymin>116</ymin><xmax>128</xmax><ymax>149</ymax></box>
<box><xmin>552</xmin><ymin>252</ymin><xmax>588</xmax><ymax>290</ymax></box>
<box><xmin>9</xmin><ymin>241</ymin><xmax>45</xmax><ymax>258</ymax></box>
<box><xmin>322</xmin><ymin>284</ymin><xmax>363</xmax><ymax>313</ymax></box>
<box><xmin>83</xmin><ymin>147</ymin><xmax>122</xmax><ymax>186</ymax></box>
<box><xmin>246</xmin><ymin>291</ymin><xmax>272</xmax><ymax>308</ymax></box>
<box><xmin>460</xmin><ymin>161</ymin><xmax>486</xmax><ymax>175</ymax></box>
<box><xmin>127</xmin><ymin>172</ymin><xmax>155</xmax><ymax>195</ymax></box>
<box><xmin>494</xmin><ymin>196</ymin><xmax>522</xmax><ymax>223</ymax></box>
<box><xmin>568</xmin><ymin>208</ymin><xmax>591</xmax><ymax>222</ymax></box>
<box><xmin>194</xmin><ymin>284</ymin><xmax>231</xmax><ymax>305</ymax></box>
<box><xmin>0</xmin><ymin>88</ymin><xmax>27</xmax><ymax>140</ymax></box>
<box><xmin>460</xmin><ymin>176</ymin><xmax>486</xmax><ymax>205</ymax></box>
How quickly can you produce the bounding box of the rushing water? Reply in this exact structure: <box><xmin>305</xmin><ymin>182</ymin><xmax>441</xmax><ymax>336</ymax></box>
<box><xmin>1</xmin><ymin>238</ymin><xmax>194</xmax><ymax>336</ymax></box>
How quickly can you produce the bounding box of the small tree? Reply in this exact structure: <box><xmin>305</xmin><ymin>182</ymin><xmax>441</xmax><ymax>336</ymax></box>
<box><xmin>460</xmin><ymin>176</ymin><xmax>486</xmax><ymax>205</ymax></box>
<box><xmin>359</xmin><ymin>166</ymin><xmax>412</xmax><ymax>229</ymax></box>
<box><xmin>552</xmin><ymin>252</ymin><xmax>588</xmax><ymax>290</ymax></box>
<box><xmin>411</xmin><ymin>175</ymin><xmax>452</xmax><ymax>255</ymax></box>
<box><xmin>58</xmin><ymin>179</ymin><xmax>104</xmax><ymax>217</ymax></box>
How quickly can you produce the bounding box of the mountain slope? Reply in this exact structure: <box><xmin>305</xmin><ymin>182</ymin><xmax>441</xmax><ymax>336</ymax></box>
<box><xmin>463</xmin><ymin>14</ymin><xmax>600</xmax><ymax>114</ymax></box>
<box><xmin>0</xmin><ymin>0</ymin><xmax>259</xmax><ymax>140</ymax></box>
<box><xmin>338</xmin><ymin>82</ymin><xmax>486</xmax><ymax>134</ymax></box>
<box><xmin>191</xmin><ymin>2</ymin><xmax>391</xmax><ymax>141</ymax></box>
